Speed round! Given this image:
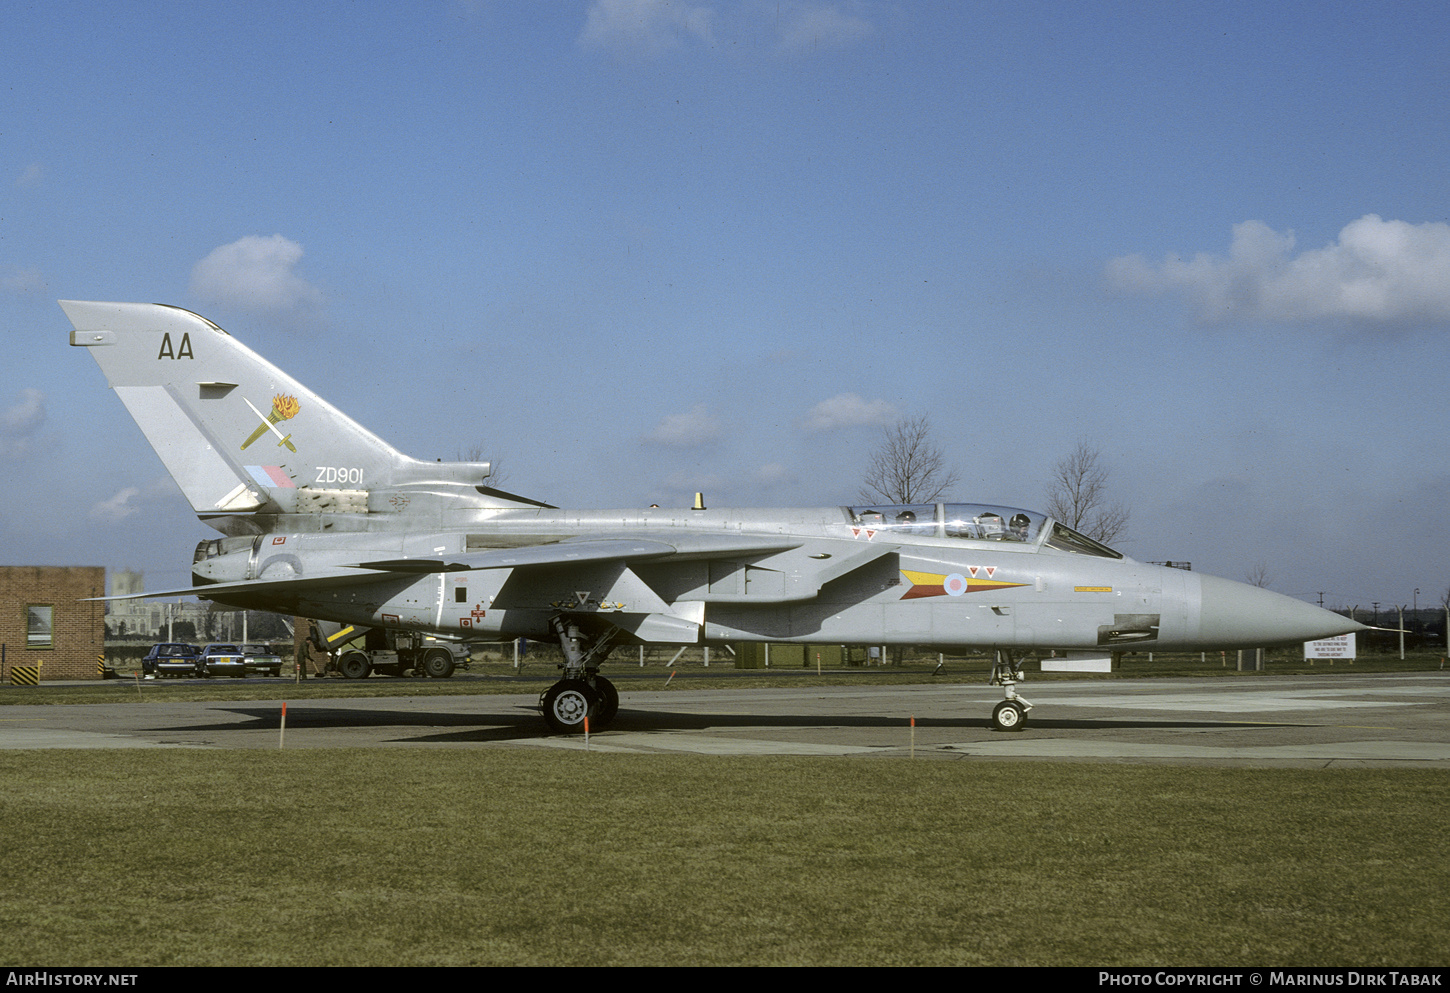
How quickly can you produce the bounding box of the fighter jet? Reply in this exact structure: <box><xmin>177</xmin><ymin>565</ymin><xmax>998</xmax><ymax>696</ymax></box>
<box><xmin>63</xmin><ymin>301</ymin><xmax>1364</xmax><ymax>733</ymax></box>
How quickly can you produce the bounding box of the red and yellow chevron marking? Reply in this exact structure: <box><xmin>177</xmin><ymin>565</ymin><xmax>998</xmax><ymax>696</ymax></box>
<box><xmin>899</xmin><ymin>569</ymin><xmax>1028</xmax><ymax>600</ymax></box>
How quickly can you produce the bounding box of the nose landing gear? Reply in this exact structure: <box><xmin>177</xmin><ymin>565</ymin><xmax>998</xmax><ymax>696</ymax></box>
<box><xmin>989</xmin><ymin>650</ymin><xmax>1032</xmax><ymax>732</ymax></box>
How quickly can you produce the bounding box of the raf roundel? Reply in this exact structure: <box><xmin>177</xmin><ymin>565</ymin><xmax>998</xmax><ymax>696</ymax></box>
<box><xmin>943</xmin><ymin>573</ymin><xmax>968</xmax><ymax>596</ymax></box>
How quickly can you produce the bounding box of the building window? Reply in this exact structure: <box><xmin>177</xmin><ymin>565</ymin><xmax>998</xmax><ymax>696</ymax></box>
<box><xmin>27</xmin><ymin>605</ymin><xmax>53</xmax><ymax>649</ymax></box>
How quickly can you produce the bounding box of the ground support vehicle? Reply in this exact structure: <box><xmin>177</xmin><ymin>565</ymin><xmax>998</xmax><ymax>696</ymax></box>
<box><xmin>311</xmin><ymin>623</ymin><xmax>471</xmax><ymax>679</ymax></box>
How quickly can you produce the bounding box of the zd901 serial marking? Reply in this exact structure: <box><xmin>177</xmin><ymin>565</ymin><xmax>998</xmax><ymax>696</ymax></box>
<box><xmin>315</xmin><ymin>466</ymin><xmax>364</xmax><ymax>485</ymax></box>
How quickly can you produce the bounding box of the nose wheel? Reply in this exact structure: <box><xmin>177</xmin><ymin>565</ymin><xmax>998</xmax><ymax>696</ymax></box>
<box><xmin>992</xmin><ymin>699</ymin><xmax>1027</xmax><ymax>732</ymax></box>
<box><xmin>989</xmin><ymin>650</ymin><xmax>1032</xmax><ymax>732</ymax></box>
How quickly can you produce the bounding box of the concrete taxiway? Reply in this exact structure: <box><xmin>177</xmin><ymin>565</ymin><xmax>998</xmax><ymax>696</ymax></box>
<box><xmin>1</xmin><ymin>672</ymin><xmax>1447</xmax><ymax>767</ymax></box>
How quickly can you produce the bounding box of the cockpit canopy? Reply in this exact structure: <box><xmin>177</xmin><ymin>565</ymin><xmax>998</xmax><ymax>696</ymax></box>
<box><xmin>846</xmin><ymin>503</ymin><xmax>1122</xmax><ymax>558</ymax></box>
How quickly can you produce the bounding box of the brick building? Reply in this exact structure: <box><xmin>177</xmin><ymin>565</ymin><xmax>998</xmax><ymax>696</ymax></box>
<box><xmin>0</xmin><ymin>566</ymin><xmax>106</xmax><ymax>681</ymax></box>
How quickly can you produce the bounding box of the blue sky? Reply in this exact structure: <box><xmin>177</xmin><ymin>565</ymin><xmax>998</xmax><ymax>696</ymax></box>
<box><xmin>3</xmin><ymin>0</ymin><xmax>1449</xmax><ymax>614</ymax></box>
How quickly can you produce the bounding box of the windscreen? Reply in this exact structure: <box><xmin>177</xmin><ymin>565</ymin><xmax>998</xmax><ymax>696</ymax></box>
<box><xmin>1043</xmin><ymin>521</ymin><xmax>1123</xmax><ymax>558</ymax></box>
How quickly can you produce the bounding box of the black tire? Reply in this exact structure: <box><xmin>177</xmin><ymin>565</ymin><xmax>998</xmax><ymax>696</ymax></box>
<box><xmin>592</xmin><ymin>675</ymin><xmax>619</xmax><ymax>728</ymax></box>
<box><xmin>339</xmin><ymin>652</ymin><xmax>370</xmax><ymax>680</ymax></box>
<box><xmin>421</xmin><ymin>648</ymin><xmax>455</xmax><ymax>679</ymax></box>
<box><xmin>541</xmin><ymin>680</ymin><xmax>596</xmax><ymax>734</ymax></box>
<box><xmin>992</xmin><ymin>700</ymin><xmax>1027</xmax><ymax>732</ymax></box>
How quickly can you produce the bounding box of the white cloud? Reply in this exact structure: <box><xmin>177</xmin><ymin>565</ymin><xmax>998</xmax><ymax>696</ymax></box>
<box><xmin>579</xmin><ymin>0</ymin><xmax>873</xmax><ymax>57</ymax></box>
<box><xmin>646</xmin><ymin>403</ymin><xmax>721</xmax><ymax>447</ymax></box>
<box><xmin>579</xmin><ymin>0</ymin><xmax>713</xmax><ymax>55</ymax></box>
<box><xmin>774</xmin><ymin>2</ymin><xmax>873</xmax><ymax>53</ymax></box>
<box><xmin>89</xmin><ymin>487</ymin><xmax>142</xmax><ymax>523</ymax></box>
<box><xmin>800</xmin><ymin>392</ymin><xmax>897</xmax><ymax>432</ymax></box>
<box><xmin>87</xmin><ymin>477</ymin><xmax>177</xmax><ymax>523</ymax></box>
<box><xmin>1</xmin><ymin>267</ymin><xmax>45</xmax><ymax>294</ymax></box>
<box><xmin>1108</xmin><ymin>215</ymin><xmax>1450</xmax><ymax>326</ymax></box>
<box><xmin>0</xmin><ymin>389</ymin><xmax>45</xmax><ymax>458</ymax></box>
<box><xmin>189</xmin><ymin>235</ymin><xmax>323</xmax><ymax>316</ymax></box>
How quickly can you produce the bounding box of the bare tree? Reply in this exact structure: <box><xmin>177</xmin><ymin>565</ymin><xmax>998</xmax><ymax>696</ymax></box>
<box><xmin>859</xmin><ymin>415</ymin><xmax>960</xmax><ymax>505</ymax></box>
<box><xmin>1044</xmin><ymin>441</ymin><xmax>1130</xmax><ymax>544</ymax></box>
<box><xmin>455</xmin><ymin>443</ymin><xmax>508</xmax><ymax>489</ymax></box>
<box><xmin>1244</xmin><ymin>562</ymin><xmax>1272</xmax><ymax>588</ymax></box>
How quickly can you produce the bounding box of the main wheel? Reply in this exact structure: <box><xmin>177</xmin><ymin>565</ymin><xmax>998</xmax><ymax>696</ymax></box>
<box><xmin>591</xmin><ymin>676</ymin><xmax>619</xmax><ymax>728</ymax></box>
<box><xmin>541</xmin><ymin>680</ymin><xmax>597</xmax><ymax>734</ymax></box>
<box><xmin>991</xmin><ymin>700</ymin><xmax>1027</xmax><ymax>732</ymax></box>
<box><xmin>339</xmin><ymin>651</ymin><xmax>371</xmax><ymax>679</ymax></box>
<box><xmin>421</xmin><ymin>648</ymin><xmax>455</xmax><ymax>679</ymax></box>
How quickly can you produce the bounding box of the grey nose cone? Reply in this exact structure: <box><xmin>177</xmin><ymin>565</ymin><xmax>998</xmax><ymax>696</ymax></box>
<box><xmin>1196</xmin><ymin>573</ymin><xmax>1366</xmax><ymax>648</ymax></box>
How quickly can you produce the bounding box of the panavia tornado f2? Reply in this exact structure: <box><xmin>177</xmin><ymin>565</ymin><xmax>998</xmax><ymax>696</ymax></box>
<box><xmin>63</xmin><ymin>300</ymin><xmax>1364</xmax><ymax>733</ymax></box>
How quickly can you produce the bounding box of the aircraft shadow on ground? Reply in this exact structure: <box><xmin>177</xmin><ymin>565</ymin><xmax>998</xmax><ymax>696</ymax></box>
<box><xmin>151</xmin><ymin>704</ymin><xmax>1301</xmax><ymax>746</ymax></box>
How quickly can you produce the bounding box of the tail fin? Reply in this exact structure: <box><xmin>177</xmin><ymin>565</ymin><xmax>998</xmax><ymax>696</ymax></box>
<box><xmin>62</xmin><ymin>301</ymin><xmax>514</xmax><ymax>525</ymax></box>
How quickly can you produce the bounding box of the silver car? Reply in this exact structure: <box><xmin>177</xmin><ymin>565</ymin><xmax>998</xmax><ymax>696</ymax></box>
<box><xmin>198</xmin><ymin>643</ymin><xmax>246</xmax><ymax>678</ymax></box>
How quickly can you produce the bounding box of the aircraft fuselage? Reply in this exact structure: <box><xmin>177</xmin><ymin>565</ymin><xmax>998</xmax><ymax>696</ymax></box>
<box><xmin>190</xmin><ymin>503</ymin><xmax>1348</xmax><ymax>655</ymax></box>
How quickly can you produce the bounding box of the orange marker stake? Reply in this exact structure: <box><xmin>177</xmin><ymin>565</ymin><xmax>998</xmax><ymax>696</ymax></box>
<box><xmin>664</xmin><ymin>670</ymin><xmax>676</xmax><ymax>687</ymax></box>
<box><xmin>584</xmin><ymin>715</ymin><xmax>590</xmax><ymax>750</ymax></box>
<box><xmin>279</xmin><ymin>702</ymin><xmax>287</xmax><ymax>750</ymax></box>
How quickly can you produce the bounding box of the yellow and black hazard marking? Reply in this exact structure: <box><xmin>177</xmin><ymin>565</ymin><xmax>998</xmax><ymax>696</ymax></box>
<box><xmin>10</xmin><ymin>665</ymin><xmax>41</xmax><ymax>686</ymax></box>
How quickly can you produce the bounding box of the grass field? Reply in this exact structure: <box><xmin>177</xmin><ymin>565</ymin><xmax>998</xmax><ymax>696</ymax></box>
<box><xmin>0</xmin><ymin>751</ymin><xmax>1445</xmax><ymax>966</ymax></box>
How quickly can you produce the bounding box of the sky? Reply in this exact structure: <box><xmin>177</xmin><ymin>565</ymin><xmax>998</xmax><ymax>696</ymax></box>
<box><xmin>3</xmin><ymin>0</ymin><xmax>1449</xmax><ymax>614</ymax></box>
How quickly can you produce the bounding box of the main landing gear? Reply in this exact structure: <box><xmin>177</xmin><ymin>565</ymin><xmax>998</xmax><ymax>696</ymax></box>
<box><xmin>539</xmin><ymin>617</ymin><xmax>622</xmax><ymax>734</ymax></box>
<box><xmin>989</xmin><ymin>649</ymin><xmax>1032</xmax><ymax>732</ymax></box>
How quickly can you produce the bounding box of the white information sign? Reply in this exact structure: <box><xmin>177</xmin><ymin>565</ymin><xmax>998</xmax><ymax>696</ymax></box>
<box><xmin>1305</xmin><ymin>633</ymin><xmax>1356</xmax><ymax>659</ymax></box>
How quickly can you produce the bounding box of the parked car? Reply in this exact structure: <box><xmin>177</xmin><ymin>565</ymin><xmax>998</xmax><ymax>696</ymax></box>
<box><xmin>239</xmin><ymin>643</ymin><xmax>284</xmax><ymax>677</ymax></box>
<box><xmin>142</xmin><ymin>643</ymin><xmax>200</xmax><ymax>678</ymax></box>
<box><xmin>198</xmin><ymin>643</ymin><xmax>246</xmax><ymax>678</ymax></box>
